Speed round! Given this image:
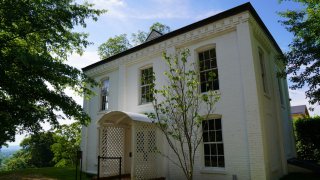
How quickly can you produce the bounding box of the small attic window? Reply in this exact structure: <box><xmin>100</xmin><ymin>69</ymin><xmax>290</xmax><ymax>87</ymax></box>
<box><xmin>145</xmin><ymin>29</ymin><xmax>163</xmax><ymax>42</ymax></box>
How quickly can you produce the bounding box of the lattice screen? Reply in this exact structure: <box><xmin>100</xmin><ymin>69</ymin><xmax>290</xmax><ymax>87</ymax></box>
<box><xmin>134</xmin><ymin>122</ymin><xmax>157</xmax><ymax>179</ymax></box>
<box><xmin>100</xmin><ymin>126</ymin><xmax>125</xmax><ymax>177</ymax></box>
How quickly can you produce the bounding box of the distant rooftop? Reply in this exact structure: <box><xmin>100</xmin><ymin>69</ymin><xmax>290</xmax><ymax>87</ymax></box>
<box><xmin>145</xmin><ymin>29</ymin><xmax>163</xmax><ymax>42</ymax></box>
<box><xmin>291</xmin><ymin>105</ymin><xmax>309</xmax><ymax>116</ymax></box>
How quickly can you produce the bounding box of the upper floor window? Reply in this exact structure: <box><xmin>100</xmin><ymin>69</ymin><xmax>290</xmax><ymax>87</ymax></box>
<box><xmin>101</xmin><ymin>78</ymin><xmax>109</xmax><ymax>111</ymax></box>
<box><xmin>202</xmin><ymin>118</ymin><xmax>224</xmax><ymax>168</ymax></box>
<box><xmin>199</xmin><ymin>48</ymin><xmax>219</xmax><ymax>93</ymax></box>
<box><xmin>259</xmin><ymin>48</ymin><xmax>268</xmax><ymax>94</ymax></box>
<box><xmin>140</xmin><ymin>67</ymin><xmax>153</xmax><ymax>104</ymax></box>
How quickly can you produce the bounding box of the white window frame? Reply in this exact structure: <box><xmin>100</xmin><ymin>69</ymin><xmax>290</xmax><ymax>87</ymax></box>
<box><xmin>201</xmin><ymin>116</ymin><xmax>225</xmax><ymax>170</ymax></box>
<box><xmin>197</xmin><ymin>47</ymin><xmax>219</xmax><ymax>93</ymax></box>
<box><xmin>100</xmin><ymin>78</ymin><xmax>109</xmax><ymax>111</ymax></box>
<box><xmin>139</xmin><ymin>65</ymin><xmax>153</xmax><ymax>105</ymax></box>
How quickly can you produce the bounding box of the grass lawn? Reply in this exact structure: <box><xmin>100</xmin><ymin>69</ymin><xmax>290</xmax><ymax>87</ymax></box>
<box><xmin>280</xmin><ymin>173</ymin><xmax>320</xmax><ymax>180</ymax></box>
<box><xmin>0</xmin><ymin>167</ymin><xmax>93</xmax><ymax>180</ymax></box>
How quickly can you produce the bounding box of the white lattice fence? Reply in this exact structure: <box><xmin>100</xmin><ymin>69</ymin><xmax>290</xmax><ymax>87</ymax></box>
<box><xmin>134</xmin><ymin>122</ymin><xmax>157</xmax><ymax>179</ymax></box>
<box><xmin>100</xmin><ymin>126</ymin><xmax>125</xmax><ymax>177</ymax></box>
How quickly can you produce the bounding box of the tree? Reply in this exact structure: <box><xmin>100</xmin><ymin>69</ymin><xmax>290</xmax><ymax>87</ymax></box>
<box><xmin>98</xmin><ymin>34</ymin><xmax>132</xmax><ymax>59</ymax></box>
<box><xmin>131</xmin><ymin>30</ymin><xmax>148</xmax><ymax>46</ymax></box>
<box><xmin>51</xmin><ymin>122</ymin><xmax>81</xmax><ymax>167</ymax></box>
<box><xmin>148</xmin><ymin>49</ymin><xmax>219</xmax><ymax>180</ymax></box>
<box><xmin>1</xmin><ymin>132</ymin><xmax>55</xmax><ymax>170</ymax></box>
<box><xmin>131</xmin><ymin>22</ymin><xmax>171</xmax><ymax>46</ymax></box>
<box><xmin>149</xmin><ymin>22</ymin><xmax>171</xmax><ymax>34</ymax></box>
<box><xmin>0</xmin><ymin>0</ymin><xmax>105</xmax><ymax>146</ymax></box>
<box><xmin>0</xmin><ymin>150</ymin><xmax>29</xmax><ymax>171</ymax></box>
<box><xmin>20</xmin><ymin>132</ymin><xmax>56</xmax><ymax>167</ymax></box>
<box><xmin>278</xmin><ymin>0</ymin><xmax>320</xmax><ymax>105</ymax></box>
<box><xmin>98</xmin><ymin>22</ymin><xmax>171</xmax><ymax>59</ymax></box>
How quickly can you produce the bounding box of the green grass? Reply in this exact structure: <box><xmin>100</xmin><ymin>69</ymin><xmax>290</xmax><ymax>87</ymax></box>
<box><xmin>280</xmin><ymin>173</ymin><xmax>320</xmax><ymax>180</ymax></box>
<box><xmin>0</xmin><ymin>167</ymin><xmax>93</xmax><ymax>180</ymax></box>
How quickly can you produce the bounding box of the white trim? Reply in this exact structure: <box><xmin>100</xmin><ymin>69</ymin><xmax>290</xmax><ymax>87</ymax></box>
<box><xmin>96</xmin><ymin>111</ymin><xmax>155</xmax><ymax>127</ymax></box>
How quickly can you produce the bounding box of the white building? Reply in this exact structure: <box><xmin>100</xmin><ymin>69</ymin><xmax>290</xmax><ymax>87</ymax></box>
<box><xmin>81</xmin><ymin>3</ymin><xmax>296</xmax><ymax>180</ymax></box>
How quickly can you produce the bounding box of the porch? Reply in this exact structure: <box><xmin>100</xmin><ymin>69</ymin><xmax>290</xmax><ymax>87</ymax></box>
<box><xmin>97</xmin><ymin>111</ymin><xmax>163</xmax><ymax>180</ymax></box>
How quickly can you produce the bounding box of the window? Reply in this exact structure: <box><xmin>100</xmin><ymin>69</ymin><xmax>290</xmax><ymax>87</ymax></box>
<box><xmin>259</xmin><ymin>48</ymin><xmax>268</xmax><ymax>94</ymax></box>
<box><xmin>101</xmin><ymin>78</ymin><xmax>109</xmax><ymax>111</ymax></box>
<box><xmin>140</xmin><ymin>67</ymin><xmax>153</xmax><ymax>104</ymax></box>
<box><xmin>199</xmin><ymin>48</ymin><xmax>219</xmax><ymax>93</ymax></box>
<box><xmin>202</xmin><ymin>118</ymin><xmax>224</xmax><ymax>168</ymax></box>
<box><xmin>278</xmin><ymin>78</ymin><xmax>284</xmax><ymax>105</ymax></box>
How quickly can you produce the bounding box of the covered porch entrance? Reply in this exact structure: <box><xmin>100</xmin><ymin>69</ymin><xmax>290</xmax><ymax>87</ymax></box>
<box><xmin>97</xmin><ymin>111</ymin><xmax>160</xmax><ymax>179</ymax></box>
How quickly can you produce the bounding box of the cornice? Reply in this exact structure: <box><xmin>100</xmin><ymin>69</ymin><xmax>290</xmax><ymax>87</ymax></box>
<box><xmin>85</xmin><ymin>12</ymin><xmax>250</xmax><ymax>77</ymax></box>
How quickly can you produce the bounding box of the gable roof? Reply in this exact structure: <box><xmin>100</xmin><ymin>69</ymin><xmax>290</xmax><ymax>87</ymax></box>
<box><xmin>291</xmin><ymin>105</ymin><xmax>310</xmax><ymax>116</ymax></box>
<box><xmin>145</xmin><ymin>29</ymin><xmax>163</xmax><ymax>42</ymax></box>
<box><xmin>83</xmin><ymin>2</ymin><xmax>282</xmax><ymax>72</ymax></box>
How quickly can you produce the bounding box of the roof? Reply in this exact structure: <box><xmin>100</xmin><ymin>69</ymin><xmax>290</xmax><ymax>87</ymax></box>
<box><xmin>291</xmin><ymin>105</ymin><xmax>309</xmax><ymax>115</ymax></box>
<box><xmin>83</xmin><ymin>2</ymin><xmax>282</xmax><ymax>72</ymax></box>
<box><xmin>145</xmin><ymin>29</ymin><xmax>163</xmax><ymax>42</ymax></box>
<box><xmin>97</xmin><ymin>111</ymin><xmax>155</xmax><ymax>125</ymax></box>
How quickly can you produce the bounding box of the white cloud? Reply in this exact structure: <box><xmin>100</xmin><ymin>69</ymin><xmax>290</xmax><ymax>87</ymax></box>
<box><xmin>87</xmin><ymin>0</ymin><xmax>220</xmax><ymax>21</ymax></box>
<box><xmin>67</xmin><ymin>50</ymin><xmax>100</xmax><ymax>70</ymax></box>
<box><xmin>89</xmin><ymin>0</ymin><xmax>126</xmax><ymax>9</ymax></box>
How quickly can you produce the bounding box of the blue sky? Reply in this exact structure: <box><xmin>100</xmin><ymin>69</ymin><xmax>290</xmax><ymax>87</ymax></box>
<box><xmin>8</xmin><ymin>0</ymin><xmax>317</xmax><ymax>146</ymax></box>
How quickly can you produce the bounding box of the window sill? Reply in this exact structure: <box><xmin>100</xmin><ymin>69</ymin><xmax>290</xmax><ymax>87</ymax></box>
<box><xmin>97</xmin><ymin>110</ymin><xmax>110</xmax><ymax>115</ymax></box>
<box><xmin>200</xmin><ymin>167</ymin><xmax>226</xmax><ymax>174</ymax></box>
<box><xmin>201</xmin><ymin>90</ymin><xmax>221</xmax><ymax>96</ymax></box>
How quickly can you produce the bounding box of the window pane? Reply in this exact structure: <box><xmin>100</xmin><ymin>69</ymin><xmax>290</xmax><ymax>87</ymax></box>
<box><xmin>218</xmin><ymin>156</ymin><xmax>225</xmax><ymax>167</ymax></box>
<box><xmin>209</xmin><ymin>131</ymin><xmax>216</xmax><ymax>142</ymax></box>
<box><xmin>210</xmin><ymin>144</ymin><xmax>217</xmax><ymax>155</ymax></box>
<box><xmin>210</xmin><ymin>58</ymin><xmax>217</xmax><ymax>68</ymax></box>
<box><xmin>209</xmin><ymin>49</ymin><xmax>216</xmax><ymax>58</ymax></box>
<box><xmin>215</xmin><ymin>119</ymin><xmax>221</xmax><ymax>130</ymax></box>
<box><xmin>211</xmin><ymin>156</ymin><xmax>217</xmax><ymax>167</ymax></box>
<box><xmin>204</xmin><ymin>50</ymin><xmax>209</xmax><ymax>60</ymax></box>
<box><xmin>204</xmin><ymin>144</ymin><xmax>210</xmax><ymax>155</ymax></box>
<box><xmin>203</xmin><ymin>132</ymin><xmax>209</xmax><ymax>142</ymax></box>
<box><xmin>199</xmin><ymin>53</ymin><xmax>203</xmax><ymax>61</ymax></box>
<box><xmin>208</xmin><ymin>120</ymin><xmax>214</xmax><ymax>130</ymax></box>
<box><xmin>217</xmin><ymin>144</ymin><xmax>224</xmax><ymax>155</ymax></box>
<box><xmin>201</xmin><ymin>83</ymin><xmax>206</xmax><ymax>93</ymax></box>
<box><xmin>205</xmin><ymin>156</ymin><xmax>211</xmax><ymax>167</ymax></box>
<box><xmin>216</xmin><ymin>130</ymin><xmax>222</xmax><ymax>141</ymax></box>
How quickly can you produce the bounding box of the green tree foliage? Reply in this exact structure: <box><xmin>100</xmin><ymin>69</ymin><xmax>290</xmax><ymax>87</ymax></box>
<box><xmin>0</xmin><ymin>0</ymin><xmax>105</xmax><ymax>146</ymax></box>
<box><xmin>294</xmin><ymin>116</ymin><xmax>320</xmax><ymax>162</ymax></box>
<box><xmin>1</xmin><ymin>132</ymin><xmax>55</xmax><ymax>171</ymax></box>
<box><xmin>131</xmin><ymin>22</ymin><xmax>171</xmax><ymax>46</ymax></box>
<box><xmin>51</xmin><ymin>122</ymin><xmax>81</xmax><ymax>167</ymax></box>
<box><xmin>99</xmin><ymin>22</ymin><xmax>170</xmax><ymax>59</ymax></box>
<box><xmin>131</xmin><ymin>30</ymin><xmax>148</xmax><ymax>46</ymax></box>
<box><xmin>1</xmin><ymin>150</ymin><xmax>29</xmax><ymax>171</ymax></box>
<box><xmin>148</xmin><ymin>49</ymin><xmax>219</xmax><ymax>180</ymax></box>
<box><xmin>20</xmin><ymin>132</ymin><xmax>55</xmax><ymax>167</ymax></box>
<box><xmin>149</xmin><ymin>22</ymin><xmax>171</xmax><ymax>34</ymax></box>
<box><xmin>98</xmin><ymin>34</ymin><xmax>132</xmax><ymax>59</ymax></box>
<box><xmin>279</xmin><ymin>0</ymin><xmax>320</xmax><ymax>105</ymax></box>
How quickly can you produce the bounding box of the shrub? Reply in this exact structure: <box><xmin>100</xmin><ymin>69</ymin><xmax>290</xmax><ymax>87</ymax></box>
<box><xmin>294</xmin><ymin>116</ymin><xmax>320</xmax><ymax>162</ymax></box>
